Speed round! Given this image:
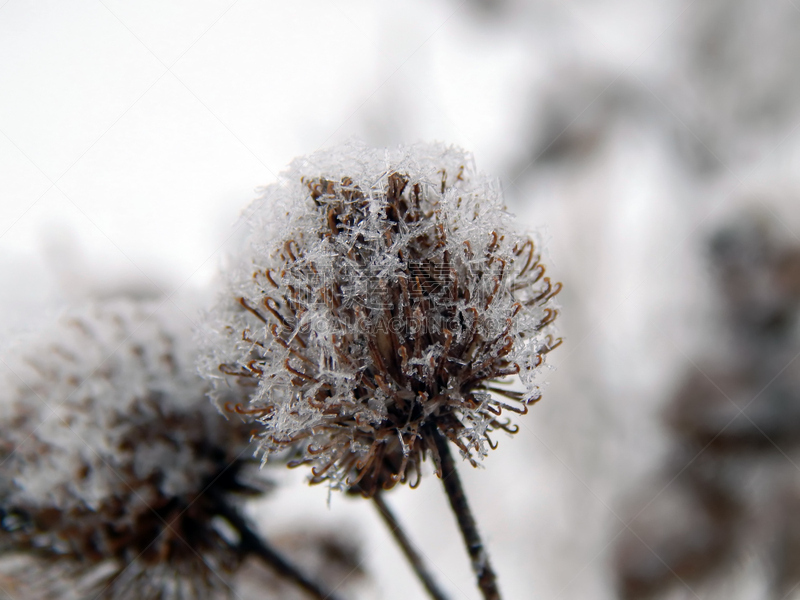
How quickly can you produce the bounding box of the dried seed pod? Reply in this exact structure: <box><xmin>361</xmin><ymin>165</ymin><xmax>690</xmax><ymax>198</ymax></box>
<box><xmin>0</xmin><ymin>299</ymin><xmax>261</xmax><ymax>599</ymax></box>
<box><xmin>201</xmin><ymin>141</ymin><xmax>561</xmax><ymax>496</ymax></box>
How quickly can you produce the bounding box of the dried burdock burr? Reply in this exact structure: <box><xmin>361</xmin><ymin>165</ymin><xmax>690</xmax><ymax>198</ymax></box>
<box><xmin>0</xmin><ymin>299</ymin><xmax>341</xmax><ymax>600</ymax></box>
<box><xmin>200</xmin><ymin>141</ymin><xmax>562</xmax><ymax>600</ymax></box>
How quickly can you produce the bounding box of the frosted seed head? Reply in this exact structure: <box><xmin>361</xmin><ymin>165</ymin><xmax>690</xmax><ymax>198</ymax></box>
<box><xmin>0</xmin><ymin>298</ymin><xmax>262</xmax><ymax>599</ymax></box>
<box><xmin>201</xmin><ymin>140</ymin><xmax>562</xmax><ymax>497</ymax></box>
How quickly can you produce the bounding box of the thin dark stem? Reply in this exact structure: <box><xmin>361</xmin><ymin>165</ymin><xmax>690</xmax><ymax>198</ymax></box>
<box><xmin>431</xmin><ymin>427</ymin><xmax>502</xmax><ymax>600</ymax></box>
<box><xmin>217</xmin><ymin>502</ymin><xmax>344</xmax><ymax>600</ymax></box>
<box><xmin>373</xmin><ymin>492</ymin><xmax>451</xmax><ymax>600</ymax></box>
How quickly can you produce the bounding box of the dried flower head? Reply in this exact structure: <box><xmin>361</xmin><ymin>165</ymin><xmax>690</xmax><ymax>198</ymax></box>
<box><xmin>0</xmin><ymin>299</ymin><xmax>262</xmax><ymax>599</ymax></box>
<box><xmin>201</xmin><ymin>141</ymin><xmax>561</xmax><ymax>497</ymax></box>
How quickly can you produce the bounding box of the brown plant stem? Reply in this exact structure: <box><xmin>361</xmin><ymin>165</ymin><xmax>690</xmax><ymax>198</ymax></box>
<box><xmin>431</xmin><ymin>426</ymin><xmax>502</xmax><ymax>600</ymax></box>
<box><xmin>373</xmin><ymin>491</ymin><xmax>451</xmax><ymax>600</ymax></box>
<box><xmin>217</xmin><ymin>501</ymin><xmax>345</xmax><ymax>600</ymax></box>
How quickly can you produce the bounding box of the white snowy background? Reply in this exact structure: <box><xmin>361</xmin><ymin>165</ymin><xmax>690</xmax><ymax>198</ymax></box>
<box><xmin>2</xmin><ymin>0</ymin><xmax>800</xmax><ymax>599</ymax></box>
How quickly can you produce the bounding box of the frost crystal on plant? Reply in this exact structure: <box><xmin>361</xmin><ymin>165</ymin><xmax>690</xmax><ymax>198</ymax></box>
<box><xmin>0</xmin><ymin>299</ymin><xmax>260</xmax><ymax>599</ymax></box>
<box><xmin>201</xmin><ymin>141</ymin><xmax>561</xmax><ymax>497</ymax></box>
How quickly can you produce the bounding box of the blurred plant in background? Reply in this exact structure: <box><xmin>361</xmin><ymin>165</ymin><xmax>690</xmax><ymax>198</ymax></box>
<box><xmin>616</xmin><ymin>209</ymin><xmax>800</xmax><ymax>600</ymax></box>
<box><xmin>0</xmin><ymin>299</ymin><xmax>362</xmax><ymax>600</ymax></box>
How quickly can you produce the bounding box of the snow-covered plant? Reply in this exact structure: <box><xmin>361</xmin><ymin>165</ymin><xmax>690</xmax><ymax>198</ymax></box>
<box><xmin>0</xmin><ymin>299</ymin><xmax>333</xmax><ymax>600</ymax></box>
<box><xmin>202</xmin><ymin>141</ymin><xmax>560</xmax><ymax>493</ymax></box>
<box><xmin>200</xmin><ymin>141</ymin><xmax>562</xmax><ymax>600</ymax></box>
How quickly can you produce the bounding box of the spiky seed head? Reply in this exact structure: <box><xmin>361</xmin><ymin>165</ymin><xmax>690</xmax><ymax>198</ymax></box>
<box><xmin>0</xmin><ymin>299</ymin><xmax>261</xmax><ymax>599</ymax></box>
<box><xmin>200</xmin><ymin>141</ymin><xmax>561</xmax><ymax>497</ymax></box>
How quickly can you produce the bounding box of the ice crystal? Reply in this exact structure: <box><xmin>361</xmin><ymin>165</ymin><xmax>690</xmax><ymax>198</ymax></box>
<box><xmin>201</xmin><ymin>141</ymin><xmax>561</xmax><ymax>496</ymax></box>
<box><xmin>0</xmin><ymin>299</ymin><xmax>261</xmax><ymax>599</ymax></box>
